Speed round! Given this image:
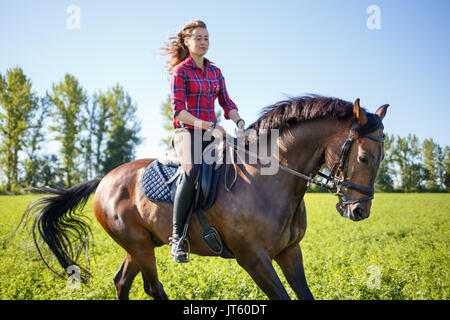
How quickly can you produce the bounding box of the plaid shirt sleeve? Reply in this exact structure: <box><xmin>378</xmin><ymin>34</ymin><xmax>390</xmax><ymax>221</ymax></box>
<box><xmin>217</xmin><ymin>69</ymin><xmax>237</xmax><ymax>120</ymax></box>
<box><xmin>170</xmin><ymin>67</ymin><xmax>186</xmax><ymax>118</ymax></box>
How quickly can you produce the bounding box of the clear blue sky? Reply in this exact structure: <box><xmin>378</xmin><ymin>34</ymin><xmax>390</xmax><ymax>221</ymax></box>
<box><xmin>1</xmin><ymin>0</ymin><xmax>449</xmax><ymax>159</ymax></box>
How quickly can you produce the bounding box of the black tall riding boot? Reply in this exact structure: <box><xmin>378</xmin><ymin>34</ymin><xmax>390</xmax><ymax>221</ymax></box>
<box><xmin>170</xmin><ymin>172</ymin><xmax>195</xmax><ymax>263</ymax></box>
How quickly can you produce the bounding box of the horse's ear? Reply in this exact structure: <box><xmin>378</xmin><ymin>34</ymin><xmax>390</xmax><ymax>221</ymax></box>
<box><xmin>375</xmin><ymin>104</ymin><xmax>389</xmax><ymax>121</ymax></box>
<box><xmin>353</xmin><ymin>98</ymin><xmax>367</xmax><ymax>126</ymax></box>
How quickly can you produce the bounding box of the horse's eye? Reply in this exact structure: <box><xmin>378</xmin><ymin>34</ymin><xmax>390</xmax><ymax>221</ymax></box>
<box><xmin>358</xmin><ymin>155</ymin><xmax>370</xmax><ymax>165</ymax></box>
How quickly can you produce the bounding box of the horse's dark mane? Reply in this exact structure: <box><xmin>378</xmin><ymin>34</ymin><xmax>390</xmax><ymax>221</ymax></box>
<box><xmin>249</xmin><ymin>95</ymin><xmax>359</xmax><ymax>132</ymax></box>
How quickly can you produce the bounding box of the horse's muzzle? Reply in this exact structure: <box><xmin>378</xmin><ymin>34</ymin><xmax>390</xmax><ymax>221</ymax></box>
<box><xmin>336</xmin><ymin>201</ymin><xmax>370</xmax><ymax>221</ymax></box>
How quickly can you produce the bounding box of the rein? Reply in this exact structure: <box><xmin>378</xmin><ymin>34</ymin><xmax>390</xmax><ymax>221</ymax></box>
<box><xmin>224</xmin><ymin>117</ymin><xmax>385</xmax><ymax>205</ymax></box>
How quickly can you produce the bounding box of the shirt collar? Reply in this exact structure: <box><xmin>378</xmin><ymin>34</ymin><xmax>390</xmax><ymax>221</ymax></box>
<box><xmin>185</xmin><ymin>56</ymin><xmax>211</xmax><ymax>70</ymax></box>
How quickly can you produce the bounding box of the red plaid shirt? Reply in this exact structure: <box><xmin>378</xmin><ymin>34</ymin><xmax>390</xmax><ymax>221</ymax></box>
<box><xmin>170</xmin><ymin>56</ymin><xmax>237</xmax><ymax>129</ymax></box>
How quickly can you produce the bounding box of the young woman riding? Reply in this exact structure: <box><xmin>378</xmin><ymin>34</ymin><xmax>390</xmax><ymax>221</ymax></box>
<box><xmin>161</xmin><ymin>20</ymin><xmax>246</xmax><ymax>263</ymax></box>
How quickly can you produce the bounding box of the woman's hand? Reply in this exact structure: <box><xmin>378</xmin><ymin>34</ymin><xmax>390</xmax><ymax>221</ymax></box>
<box><xmin>211</xmin><ymin>124</ymin><xmax>227</xmax><ymax>138</ymax></box>
<box><xmin>235</xmin><ymin>119</ymin><xmax>246</xmax><ymax>137</ymax></box>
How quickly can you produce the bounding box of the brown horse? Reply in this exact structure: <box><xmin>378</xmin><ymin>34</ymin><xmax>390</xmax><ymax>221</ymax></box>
<box><xmin>23</xmin><ymin>95</ymin><xmax>389</xmax><ymax>300</ymax></box>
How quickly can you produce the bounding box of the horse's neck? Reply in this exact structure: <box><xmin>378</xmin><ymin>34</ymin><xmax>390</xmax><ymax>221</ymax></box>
<box><xmin>229</xmin><ymin>118</ymin><xmax>348</xmax><ymax>224</ymax></box>
<box><xmin>283</xmin><ymin>120</ymin><xmax>340</xmax><ymax>172</ymax></box>
<box><xmin>257</xmin><ymin>118</ymin><xmax>347</xmax><ymax>196</ymax></box>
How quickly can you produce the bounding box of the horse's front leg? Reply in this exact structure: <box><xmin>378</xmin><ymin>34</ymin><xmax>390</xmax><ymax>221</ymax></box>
<box><xmin>235</xmin><ymin>250</ymin><xmax>291</xmax><ymax>300</ymax></box>
<box><xmin>274</xmin><ymin>244</ymin><xmax>314</xmax><ymax>300</ymax></box>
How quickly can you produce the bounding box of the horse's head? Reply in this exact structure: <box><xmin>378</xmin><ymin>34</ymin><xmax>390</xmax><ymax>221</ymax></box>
<box><xmin>325</xmin><ymin>99</ymin><xmax>389</xmax><ymax>221</ymax></box>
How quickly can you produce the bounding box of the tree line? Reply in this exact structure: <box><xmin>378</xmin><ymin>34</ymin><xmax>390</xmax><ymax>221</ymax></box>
<box><xmin>0</xmin><ymin>67</ymin><xmax>142</xmax><ymax>192</ymax></box>
<box><xmin>375</xmin><ymin>134</ymin><xmax>449</xmax><ymax>192</ymax></box>
<box><xmin>1</xmin><ymin>67</ymin><xmax>448</xmax><ymax>193</ymax></box>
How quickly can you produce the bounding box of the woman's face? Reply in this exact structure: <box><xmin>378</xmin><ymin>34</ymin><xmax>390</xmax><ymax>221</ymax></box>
<box><xmin>185</xmin><ymin>27</ymin><xmax>209</xmax><ymax>57</ymax></box>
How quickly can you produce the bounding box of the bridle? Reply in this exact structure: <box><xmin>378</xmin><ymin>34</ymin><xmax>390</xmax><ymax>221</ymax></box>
<box><xmin>223</xmin><ymin>114</ymin><xmax>385</xmax><ymax>206</ymax></box>
<box><xmin>318</xmin><ymin>118</ymin><xmax>386</xmax><ymax>206</ymax></box>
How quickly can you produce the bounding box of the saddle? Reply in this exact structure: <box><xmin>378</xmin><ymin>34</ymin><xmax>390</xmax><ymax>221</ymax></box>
<box><xmin>142</xmin><ymin>140</ymin><xmax>235</xmax><ymax>259</ymax></box>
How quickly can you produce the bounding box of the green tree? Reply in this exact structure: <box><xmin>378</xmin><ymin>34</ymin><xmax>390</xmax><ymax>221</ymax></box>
<box><xmin>421</xmin><ymin>138</ymin><xmax>441</xmax><ymax>190</ymax></box>
<box><xmin>90</xmin><ymin>92</ymin><xmax>111</xmax><ymax>177</ymax></box>
<box><xmin>79</xmin><ymin>95</ymin><xmax>104</xmax><ymax>181</ymax></box>
<box><xmin>409</xmin><ymin>163</ymin><xmax>429</xmax><ymax>192</ymax></box>
<box><xmin>444</xmin><ymin>146</ymin><xmax>450</xmax><ymax>190</ymax></box>
<box><xmin>39</xmin><ymin>154</ymin><xmax>65</xmax><ymax>188</ymax></box>
<box><xmin>375</xmin><ymin>134</ymin><xmax>394</xmax><ymax>192</ymax></box>
<box><xmin>101</xmin><ymin>85</ymin><xmax>142</xmax><ymax>174</ymax></box>
<box><xmin>48</xmin><ymin>74</ymin><xmax>87</xmax><ymax>187</ymax></box>
<box><xmin>0</xmin><ymin>67</ymin><xmax>39</xmax><ymax>191</ymax></box>
<box><xmin>23</xmin><ymin>97</ymin><xmax>50</xmax><ymax>187</ymax></box>
<box><xmin>391</xmin><ymin>134</ymin><xmax>424</xmax><ymax>191</ymax></box>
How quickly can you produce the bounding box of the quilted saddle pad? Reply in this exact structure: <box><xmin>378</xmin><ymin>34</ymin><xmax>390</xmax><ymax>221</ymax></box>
<box><xmin>142</xmin><ymin>160</ymin><xmax>179</xmax><ymax>203</ymax></box>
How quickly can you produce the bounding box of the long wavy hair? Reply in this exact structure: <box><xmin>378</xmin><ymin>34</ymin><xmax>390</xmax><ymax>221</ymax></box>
<box><xmin>161</xmin><ymin>19</ymin><xmax>207</xmax><ymax>75</ymax></box>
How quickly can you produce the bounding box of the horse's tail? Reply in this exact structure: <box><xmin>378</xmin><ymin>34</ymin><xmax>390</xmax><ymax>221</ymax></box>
<box><xmin>22</xmin><ymin>178</ymin><xmax>102</xmax><ymax>282</ymax></box>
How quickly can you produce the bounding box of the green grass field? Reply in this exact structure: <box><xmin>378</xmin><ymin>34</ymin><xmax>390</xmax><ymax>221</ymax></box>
<box><xmin>0</xmin><ymin>193</ymin><xmax>448</xmax><ymax>300</ymax></box>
